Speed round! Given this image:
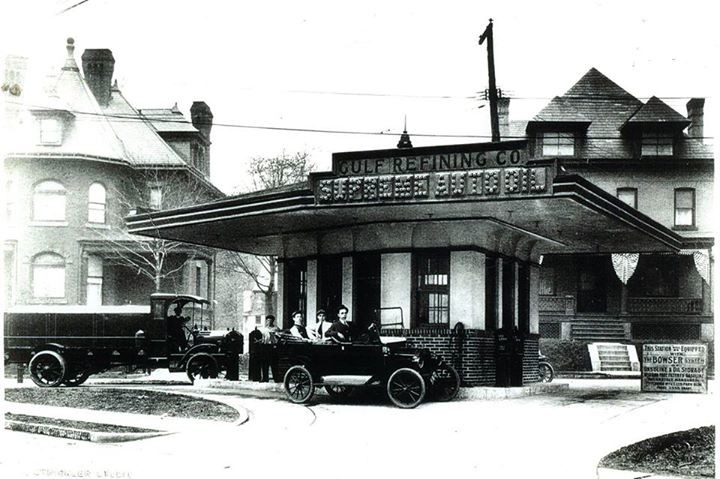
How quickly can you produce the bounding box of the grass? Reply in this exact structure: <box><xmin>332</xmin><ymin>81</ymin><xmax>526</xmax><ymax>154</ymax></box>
<box><xmin>599</xmin><ymin>426</ymin><xmax>715</xmax><ymax>477</ymax></box>
<box><xmin>5</xmin><ymin>413</ymin><xmax>156</xmax><ymax>433</ymax></box>
<box><xmin>5</xmin><ymin>387</ymin><xmax>239</xmax><ymax>422</ymax></box>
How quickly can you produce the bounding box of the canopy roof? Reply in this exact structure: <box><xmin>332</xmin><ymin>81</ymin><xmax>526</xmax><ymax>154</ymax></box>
<box><xmin>127</xmin><ymin>141</ymin><xmax>692</xmax><ymax>263</ymax></box>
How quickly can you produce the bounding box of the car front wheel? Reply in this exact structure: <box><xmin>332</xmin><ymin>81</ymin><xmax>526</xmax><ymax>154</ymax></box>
<box><xmin>386</xmin><ymin>368</ymin><xmax>426</xmax><ymax>409</ymax></box>
<box><xmin>284</xmin><ymin>365</ymin><xmax>315</xmax><ymax>404</ymax></box>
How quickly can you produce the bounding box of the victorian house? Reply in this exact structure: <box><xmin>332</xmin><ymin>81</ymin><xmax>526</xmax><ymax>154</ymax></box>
<box><xmin>2</xmin><ymin>38</ymin><xmax>224</xmax><ymax>308</ymax></box>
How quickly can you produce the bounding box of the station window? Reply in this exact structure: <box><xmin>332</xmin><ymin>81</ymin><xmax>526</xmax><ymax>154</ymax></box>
<box><xmin>415</xmin><ymin>251</ymin><xmax>450</xmax><ymax>326</ymax></box>
<box><xmin>542</xmin><ymin>132</ymin><xmax>574</xmax><ymax>156</ymax></box>
<box><xmin>617</xmin><ymin>188</ymin><xmax>638</xmax><ymax>209</ymax></box>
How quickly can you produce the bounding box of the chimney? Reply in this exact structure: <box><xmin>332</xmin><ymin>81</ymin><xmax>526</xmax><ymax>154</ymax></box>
<box><xmin>81</xmin><ymin>49</ymin><xmax>115</xmax><ymax>106</ymax></box>
<box><xmin>497</xmin><ymin>97</ymin><xmax>510</xmax><ymax>140</ymax></box>
<box><xmin>190</xmin><ymin>101</ymin><xmax>213</xmax><ymax>141</ymax></box>
<box><xmin>686</xmin><ymin>98</ymin><xmax>704</xmax><ymax>139</ymax></box>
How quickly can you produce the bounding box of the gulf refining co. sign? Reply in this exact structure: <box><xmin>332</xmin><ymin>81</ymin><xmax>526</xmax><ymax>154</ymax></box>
<box><xmin>641</xmin><ymin>344</ymin><xmax>708</xmax><ymax>393</ymax></box>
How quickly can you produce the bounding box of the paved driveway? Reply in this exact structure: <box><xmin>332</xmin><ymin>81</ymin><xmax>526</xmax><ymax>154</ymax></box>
<box><xmin>2</xmin><ymin>379</ymin><xmax>715</xmax><ymax>479</ymax></box>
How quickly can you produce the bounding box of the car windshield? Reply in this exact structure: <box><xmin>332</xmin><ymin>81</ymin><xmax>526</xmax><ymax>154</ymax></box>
<box><xmin>170</xmin><ymin>300</ymin><xmax>213</xmax><ymax>330</ymax></box>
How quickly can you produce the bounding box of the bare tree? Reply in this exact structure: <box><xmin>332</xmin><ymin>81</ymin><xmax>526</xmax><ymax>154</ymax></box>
<box><xmin>223</xmin><ymin>151</ymin><xmax>313</xmax><ymax>316</ymax></box>
<box><xmin>92</xmin><ymin>168</ymin><xmax>218</xmax><ymax>293</ymax></box>
<box><xmin>248</xmin><ymin>151</ymin><xmax>313</xmax><ymax>190</ymax></box>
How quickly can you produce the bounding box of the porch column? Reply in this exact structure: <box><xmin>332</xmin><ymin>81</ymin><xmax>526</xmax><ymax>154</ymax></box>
<box><xmin>380</xmin><ymin>253</ymin><xmax>412</xmax><ymax>329</ymax></box>
<box><xmin>342</xmin><ymin>256</ymin><xmax>353</xmax><ymax>315</ymax></box>
<box><xmin>306</xmin><ymin>259</ymin><xmax>318</xmax><ymax>322</ymax></box>
<box><xmin>620</xmin><ymin>283</ymin><xmax>628</xmax><ymax>315</ymax></box>
<box><xmin>450</xmin><ymin>251</ymin><xmax>486</xmax><ymax>329</ymax></box>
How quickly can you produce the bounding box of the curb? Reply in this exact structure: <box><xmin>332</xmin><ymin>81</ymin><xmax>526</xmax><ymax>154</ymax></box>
<box><xmin>198</xmin><ymin>379</ymin><xmax>570</xmax><ymax>401</ymax></box>
<box><xmin>458</xmin><ymin>382</ymin><xmax>569</xmax><ymax>399</ymax></box>
<box><xmin>5</xmin><ymin>420</ymin><xmax>171</xmax><ymax>443</ymax></box>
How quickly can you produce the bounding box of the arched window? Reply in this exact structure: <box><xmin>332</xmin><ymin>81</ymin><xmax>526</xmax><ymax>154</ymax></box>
<box><xmin>32</xmin><ymin>252</ymin><xmax>66</xmax><ymax>298</ymax></box>
<box><xmin>88</xmin><ymin>183</ymin><xmax>106</xmax><ymax>224</ymax></box>
<box><xmin>33</xmin><ymin>180</ymin><xmax>66</xmax><ymax>222</ymax></box>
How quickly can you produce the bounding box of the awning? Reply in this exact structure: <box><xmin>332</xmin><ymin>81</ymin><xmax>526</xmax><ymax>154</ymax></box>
<box><xmin>127</xmin><ymin>141</ymin><xmax>700</xmax><ymax>261</ymax></box>
<box><xmin>126</xmin><ymin>172</ymin><xmax>687</xmax><ymax>261</ymax></box>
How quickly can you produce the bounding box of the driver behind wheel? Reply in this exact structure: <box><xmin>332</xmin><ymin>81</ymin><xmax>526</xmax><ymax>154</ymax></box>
<box><xmin>325</xmin><ymin>304</ymin><xmax>352</xmax><ymax>342</ymax></box>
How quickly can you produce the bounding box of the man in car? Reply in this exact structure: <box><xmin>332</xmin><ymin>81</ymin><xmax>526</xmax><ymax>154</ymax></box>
<box><xmin>324</xmin><ymin>304</ymin><xmax>352</xmax><ymax>342</ymax></box>
<box><xmin>289</xmin><ymin>310</ymin><xmax>310</xmax><ymax>339</ymax></box>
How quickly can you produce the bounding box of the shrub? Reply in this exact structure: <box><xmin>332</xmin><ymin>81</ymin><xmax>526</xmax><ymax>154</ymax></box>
<box><xmin>539</xmin><ymin>339</ymin><xmax>593</xmax><ymax>371</ymax></box>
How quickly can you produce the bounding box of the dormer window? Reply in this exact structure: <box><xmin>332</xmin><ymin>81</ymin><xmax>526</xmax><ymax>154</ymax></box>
<box><xmin>39</xmin><ymin>118</ymin><xmax>63</xmax><ymax>145</ymax></box>
<box><xmin>641</xmin><ymin>132</ymin><xmax>673</xmax><ymax>156</ymax></box>
<box><xmin>542</xmin><ymin>132</ymin><xmax>574</xmax><ymax>156</ymax></box>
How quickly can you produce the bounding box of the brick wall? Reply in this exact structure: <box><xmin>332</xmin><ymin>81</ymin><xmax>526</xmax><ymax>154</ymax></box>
<box><xmin>380</xmin><ymin>328</ymin><xmax>496</xmax><ymax>386</ymax></box>
<box><xmin>522</xmin><ymin>335</ymin><xmax>540</xmax><ymax>384</ymax></box>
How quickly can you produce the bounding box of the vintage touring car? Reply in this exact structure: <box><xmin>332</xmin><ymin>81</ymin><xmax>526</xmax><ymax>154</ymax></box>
<box><xmin>274</xmin><ymin>331</ymin><xmax>460</xmax><ymax>408</ymax></box>
<box><xmin>4</xmin><ymin>293</ymin><xmax>243</xmax><ymax>387</ymax></box>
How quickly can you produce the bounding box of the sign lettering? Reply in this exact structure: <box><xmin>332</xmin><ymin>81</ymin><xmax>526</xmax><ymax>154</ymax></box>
<box><xmin>317</xmin><ymin>167</ymin><xmax>547</xmax><ymax>203</ymax></box>
<box><xmin>335</xmin><ymin>149</ymin><xmax>526</xmax><ymax>176</ymax></box>
<box><xmin>641</xmin><ymin>343</ymin><xmax>708</xmax><ymax>393</ymax></box>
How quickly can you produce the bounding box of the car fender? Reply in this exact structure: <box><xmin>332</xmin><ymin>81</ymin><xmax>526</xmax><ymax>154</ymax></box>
<box><xmin>179</xmin><ymin>344</ymin><xmax>219</xmax><ymax>367</ymax></box>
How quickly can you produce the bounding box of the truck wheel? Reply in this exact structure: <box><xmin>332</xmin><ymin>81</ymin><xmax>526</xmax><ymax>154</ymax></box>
<box><xmin>284</xmin><ymin>365</ymin><xmax>314</xmax><ymax>404</ymax></box>
<box><xmin>186</xmin><ymin>353</ymin><xmax>219</xmax><ymax>383</ymax></box>
<box><xmin>63</xmin><ymin>364</ymin><xmax>91</xmax><ymax>386</ymax></box>
<box><xmin>387</xmin><ymin>368</ymin><xmax>426</xmax><ymax>409</ymax></box>
<box><xmin>29</xmin><ymin>350</ymin><xmax>67</xmax><ymax>387</ymax></box>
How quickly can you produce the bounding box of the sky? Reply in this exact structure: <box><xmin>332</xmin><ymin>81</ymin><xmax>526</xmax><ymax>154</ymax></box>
<box><xmin>2</xmin><ymin>0</ymin><xmax>717</xmax><ymax>194</ymax></box>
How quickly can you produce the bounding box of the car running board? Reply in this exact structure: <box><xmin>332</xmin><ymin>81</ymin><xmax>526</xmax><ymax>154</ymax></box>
<box><xmin>321</xmin><ymin>375</ymin><xmax>374</xmax><ymax>386</ymax></box>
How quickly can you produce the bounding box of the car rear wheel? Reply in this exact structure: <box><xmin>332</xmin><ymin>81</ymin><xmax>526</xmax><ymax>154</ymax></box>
<box><xmin>325</xmin><ymin>385</ymin><xmax>352</xmax><ymax>400</ymax></box>
<box><xmin>186</xmin><ymin>353</ymin><xmax>219</xmax><ymax>383</ymax></box>
<box><xmin>387</xmin><ymin>368</ymin><xmax>426</xmax><ymax>409</ymax></box>
<box><xmin>29</xmin><ymin>350</ymin><xmax>67</xmax><ymax>387</ymax></box>
<box><xmin>431</xmin><ymin>363</ymin><xmax>460</xmax><ymax>401</ymax></box>
<box><xmin>284</xmin><ymin>365</ymin><xmax>314</xmax><ymax>404</ymax></box>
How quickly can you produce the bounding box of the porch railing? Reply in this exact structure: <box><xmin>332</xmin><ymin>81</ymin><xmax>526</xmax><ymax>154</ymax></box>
<box><xmin>628</xmin><ymin>297</ymin><xmax>703</xmax><ymax>314</ymax></box>
<box><xmin>538</xmin><ymin>295</ymin><xmax>575</xmax><ymax>315</ymax></box>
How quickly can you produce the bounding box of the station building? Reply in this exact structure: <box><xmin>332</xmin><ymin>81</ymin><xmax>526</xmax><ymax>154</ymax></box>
<box><xmin>127</xmin><ymin>68</ymin><xmax>713</xmax><ymax>386</ymax></box>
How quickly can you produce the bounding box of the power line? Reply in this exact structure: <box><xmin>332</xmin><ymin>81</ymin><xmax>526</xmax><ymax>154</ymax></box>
<box><xmin>56</xmin><ymin>0</ymin><xmax>91</xmax><ymax>15</ymax></box>
<box><xmin>7</xmin><ymin>100</ymin><xmax>715</xmax><ymax>140</ymax></box>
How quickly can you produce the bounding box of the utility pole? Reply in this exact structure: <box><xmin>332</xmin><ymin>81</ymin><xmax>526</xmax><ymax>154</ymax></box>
<box><xmin>479</xmin><ymin>18</ymin><xmax>500</xmax><ymax>142</ymax></box>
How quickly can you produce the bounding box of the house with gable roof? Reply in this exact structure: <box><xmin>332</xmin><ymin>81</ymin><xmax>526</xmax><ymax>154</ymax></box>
<box><xmin>525</xmin><ymin>68</ymin><xmax>713</xmax><ymax>349</ymax></box>
<box><xmin>3</xmin><ymin>38</ymin><xmax>224</xmax><ymax>308</ymax></box>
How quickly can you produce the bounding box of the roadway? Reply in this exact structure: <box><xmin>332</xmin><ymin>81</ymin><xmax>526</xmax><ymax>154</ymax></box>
<box><xmin>1</xmin><ymin>379</ymin><xmax>716</xmax><ymax>479</ymax></box>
